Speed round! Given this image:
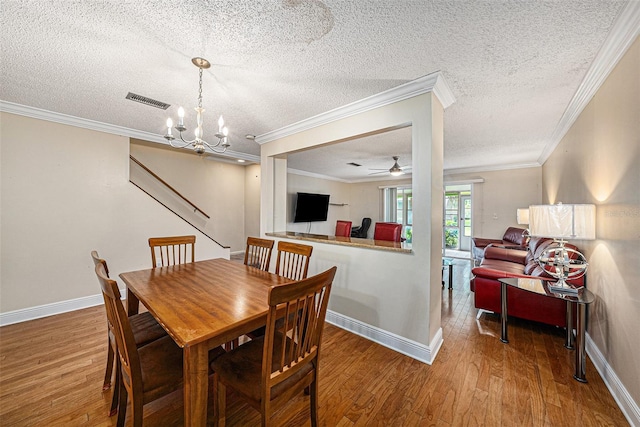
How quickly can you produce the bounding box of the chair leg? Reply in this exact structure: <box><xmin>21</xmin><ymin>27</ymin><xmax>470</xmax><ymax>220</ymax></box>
<box><xmin>116</xmin><ymin>381</ymin><xmax>127</xmax><ymax>427</ymax></box>
<box><xmin>310</xmin><ymin>379</ymin><xmax>318</xmax><ymax>427</ymax></box>
<box><xmin>108</xmin><ymin>357</ymin><xmax>121</xmax><ymax>417</ymax></box>
<box><xmin>103</xmin><ymin>340</ymin><xmax>114</xmax><ymax>390</ymax></box>
<box><xmin>214</xmin><ymin>374</ymin><xmax>226</xmax><ymax>427</ymax></box>
<box><xmin>131</xmin><ymin>390</ymin><xmax>144</xmax><ymax>427</ymax></box>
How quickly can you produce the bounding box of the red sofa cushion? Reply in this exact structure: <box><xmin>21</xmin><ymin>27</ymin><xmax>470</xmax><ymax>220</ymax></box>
<box><xmin>484</xmin><ymin>245</ymin><xmax>528</xmax><ymax>264</ymax></box>
<box><xmin>502</xmin><ymin>226</ymin><xmax>527</xmax><ymax>246</ymax></box>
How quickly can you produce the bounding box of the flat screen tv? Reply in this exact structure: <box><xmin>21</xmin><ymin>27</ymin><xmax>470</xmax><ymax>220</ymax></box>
<box><xmin>293</xmin><ymin>192</ymin><xmax>330</xmax><ymax>223</ymax></box>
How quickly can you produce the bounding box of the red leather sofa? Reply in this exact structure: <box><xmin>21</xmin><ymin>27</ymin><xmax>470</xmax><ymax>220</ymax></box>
<box><xmin>471</xmin><ymin>226</ymin><xmax>527</xmax><ymax>265</ymax></box>
<box><xmin>470</xmin><ymin>237</ymin><xmax>584</xmax><ymax>327</ymax></box>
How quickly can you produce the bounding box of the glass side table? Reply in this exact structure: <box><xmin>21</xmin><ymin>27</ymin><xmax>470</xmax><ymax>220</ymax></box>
<box><xmin>442</xmin><ymin>258</ymin><xmax>454</xmax><ymax>290</ymax></box>
<box><xmin>497</xmin><ymin>277</ymin><xmax>595</xmax><ymax>383</ymax></box>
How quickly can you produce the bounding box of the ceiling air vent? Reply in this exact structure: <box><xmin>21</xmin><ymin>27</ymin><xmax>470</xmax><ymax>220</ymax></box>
<box><xmin>125</xmin><ymin>92</ymin><xmax>170</xmax><ymax>110</ymax></box>
<box><xmin>347</xmin><ymin>162</ymin><xmax>362</xmax><ymax>167</ymax></box>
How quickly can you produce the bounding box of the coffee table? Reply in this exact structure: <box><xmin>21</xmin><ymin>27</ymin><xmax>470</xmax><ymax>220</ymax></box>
<box><xmin>442</xmin><ymin>258</ymin><xmax>454</xmax><ymax>289</ymax></box>
<box><xmin>498</xmin><ymin>277</ymin><xmax>594</xmax><ymax>382</ymax></box>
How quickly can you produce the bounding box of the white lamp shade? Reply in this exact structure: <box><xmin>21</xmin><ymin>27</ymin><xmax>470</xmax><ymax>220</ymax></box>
<box><xmin>529</xmin><ymin>204</ymin><xmax>596</xmax><ymax>240</ymax></box>
<box><xmin>516</xmin><ymin>208</ymin><xmax>529</xmax><ymax>225</ymax></box>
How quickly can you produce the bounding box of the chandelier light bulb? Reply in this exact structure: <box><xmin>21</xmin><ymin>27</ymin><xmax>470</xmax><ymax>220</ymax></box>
<box><xmin>177</xmin><ymin>107</ymin><xmax>185</xmax><ymax>126</ymax></box>
<box><xmin>223</xmin><ymin>127</ymin><xmax>228</xmax><ymax>137</ymax></box>
<box><xmin>166</xmin><ymin>118</ymin><xmax>173</xmax><ymax>135</ymax></box>
<box><xmin>218</xmin><ymin>116</ymin><xmax>224</xmax><ymax>133</ymax></box>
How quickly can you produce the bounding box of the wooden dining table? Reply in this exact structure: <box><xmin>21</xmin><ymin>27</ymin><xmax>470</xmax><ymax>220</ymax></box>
<box><xmin>119</xmin><ymin>258</ymin><xmax>291</xmax><ymax>427</ymax></box>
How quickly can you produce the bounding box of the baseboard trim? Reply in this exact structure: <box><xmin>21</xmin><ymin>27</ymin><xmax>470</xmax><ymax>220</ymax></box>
<box><xmin>326</xmin><ymin>309</ymin><xmax>443</xmax><ymax>364</ymax></box>
<box><xmin>587</xmin><ymin>333</ymin><xmax>640</xmax><ymax>427</ymax></box>
<box><xmin>0</xmin><ymin>294</ymin><xmax>104</xmax><ymax>327</ymax></box>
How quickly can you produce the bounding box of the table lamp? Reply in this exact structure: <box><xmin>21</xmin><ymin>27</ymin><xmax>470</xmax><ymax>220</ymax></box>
<box><xmin>528</xmin><ymin>203</ymin><xmax>596</xmax><ymax>293</ymax></box>
<box><xmin>516</xmin><ymin>208</ymin><xmax>530</xmax><ymax>241</ymax></box>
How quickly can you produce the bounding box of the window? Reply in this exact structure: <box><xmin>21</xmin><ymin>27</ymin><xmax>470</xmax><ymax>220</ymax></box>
<box><xmin>382</xmin><ymin>187</ymin><xmax>412</xmax><ymax>242</ymax></box>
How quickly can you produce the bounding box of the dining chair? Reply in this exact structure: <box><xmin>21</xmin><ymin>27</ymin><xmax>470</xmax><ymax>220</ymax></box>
<box><xmin>335</xmin><ymin>220</ymin><xmax>352</xmax><ymax>237</ymax></box>
<box><xmin>244</xmin><ymin>237</ymin><xmax>275</xmax><ymax>271</ymax></box>
<box><xmin>274</xmin><ymin>241</ymin><xmax>313</xmax><ymax>281</ymax></box>
<box><xmin>350</xmin><ymin>217</ymin><xmax>372</xmax><ymax>238</ymax></box>
<box><xmin>94</xmin><ymin>261</ymin><xmax>225</xmax><ymax>426</ymax></box>
<box><xmin>91</xmin><ymin>251</ymin><xmax>167</xmax><ymax>417</ymax></box>
<box><xmin>211</xmin><ymin>266</ymin><xmax>337</xmax><ymax>427</ymax></box>
<box><xmin>247</xmin><ymin>240</ymin><xmax>314</xmax><ymax>341</ymax></box>
<box><xmin>149</xmin><ymin>235</ymin><xmax>196</xmax><ymax>267</ymax></box>
<box><xmin>373</xmin><ymin>222</ymin><xmax>403</xmax><ymax>242</ymax></box>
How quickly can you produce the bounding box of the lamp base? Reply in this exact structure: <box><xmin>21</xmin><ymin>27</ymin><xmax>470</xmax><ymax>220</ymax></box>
<box><xmin>548</xmin><ymin>281</ymin><xmax>580</xmax><ymax>294</ymax></box>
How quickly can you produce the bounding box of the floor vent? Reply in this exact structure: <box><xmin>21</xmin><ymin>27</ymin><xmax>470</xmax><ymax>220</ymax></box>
<box><xmin>125</xmin><ymin>92</ymin><xmax>170</xmax><ymax>110</ymax></box>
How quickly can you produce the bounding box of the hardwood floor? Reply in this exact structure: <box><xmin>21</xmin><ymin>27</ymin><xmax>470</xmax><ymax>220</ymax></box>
<box><xmin>0</xmin><ymin>259</ymin><xmax>628</xmax><ymax>426</ymax></box>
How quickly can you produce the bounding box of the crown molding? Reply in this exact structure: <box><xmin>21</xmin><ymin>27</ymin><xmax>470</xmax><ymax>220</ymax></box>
<box><xmin>287</xmin><ymin>167</ymin><xmax>352</xmax><ymax>183</ymax></box>
<box><xmin>444</xmin><ymin>178</ymin><xmax>485</xmax><ymax>184</ymax></box>
<box><xmin>538</xmin><ymin>1</ymin><xmax>640</xmax><ymax>164</ymax></box>
<box><xmin>444</xmin><ymin>161</ymin><xmax>541</xmax><ymax>176</ymax></box>
<box><xmin>0</xmin><ymin>100</ymin><xmax>260</xmax><ymax>163</ymax></box>
<box><xmin>255</xmin><ymin>71</ymin><xmax>455</xmax><ymax>145</ymax></box>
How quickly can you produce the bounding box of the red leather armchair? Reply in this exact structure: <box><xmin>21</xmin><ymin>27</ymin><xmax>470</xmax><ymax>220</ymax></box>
<box><xmin>335</xmin><ymin>220</ymin><xmax>352</xmax><ymax>237</ymax></box>
<box><xmin>373</xmin><ymin>222</ymin><xmax>402</xmax><ymax>242</ymax></box>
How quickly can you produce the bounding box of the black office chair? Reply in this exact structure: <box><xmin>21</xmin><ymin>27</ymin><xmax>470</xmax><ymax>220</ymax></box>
<box><xmin>351</xmin><ymin>217</ymin><xmax>372</xmax><ymax>238</ymax></box>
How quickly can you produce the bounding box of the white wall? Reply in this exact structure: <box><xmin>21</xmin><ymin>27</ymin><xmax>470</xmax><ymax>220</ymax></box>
<box><xmin>542</xmin><ymin>37</ymin><xmax>640</xmax><ymax>416</ymax></box>
<box><xmin>261</xmin><ymin>92</ymin><xmax>446</xmax><ymax>361</ymax></box>
<box><xmin>286</xmin><ymin>172</ymin><xmax>413</xmax><ymax>238</ymax></box>
<box><xmin>244</xmin><ymin>164</ymin><xmax>262</xmax><ymax>243</ymax></box>
<box><xmin>286</xmin><ymin>172</ymin><xmax>351</xmax><ymax>236</ymax></box>
<box><xmin>0</xmin><ymin>113</ymin><xmax>229</xmax><ymax>314</ymax></box>
<box><xmin>130</xmin><ymin>141</ymin><xmax>246</xmax><ymax>252</ymax></box>
<box><xmin>349</xmin><ymin>178</ymin><xmax>412</xmax><ymax>239</ymax></box>
<box><xmin>445</xmin><ymin>167</ymin><xmax>542</xmax><ymax>238</ymax></box>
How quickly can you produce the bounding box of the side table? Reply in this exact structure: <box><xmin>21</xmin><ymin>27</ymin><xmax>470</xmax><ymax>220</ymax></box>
<box><xmin>442</xmin><ymin>258</ymin><xmax>454</xmax><ymax>290</ymax></box>
<box><xmin>498</xmin><ymin>277</ymin><xmax>595</xmax><ymax>382</ymax></box>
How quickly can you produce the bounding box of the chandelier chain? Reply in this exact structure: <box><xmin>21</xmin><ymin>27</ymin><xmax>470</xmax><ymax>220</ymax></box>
<box><xmin>197</xmin><ymin>67</ymin><xmax>203</xmax><ymax>110</ymax></box>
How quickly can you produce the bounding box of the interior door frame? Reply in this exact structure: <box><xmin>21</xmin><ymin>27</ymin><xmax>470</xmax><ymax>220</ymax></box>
<box><xmin>459</xmin><ymin>194</ymin><xmax>472</xmax><ymax>251</ymax></box>
<box><xmin>443</xmin><ymin>183</ymin><xmax>474</xmax><ymax>253</ymax></box>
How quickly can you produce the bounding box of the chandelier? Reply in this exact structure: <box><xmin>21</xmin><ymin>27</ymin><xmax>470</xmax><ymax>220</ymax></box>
<box><xmin>164</xmin><ymin>57</ymin><xmax>230</xmax><ymax>154</ymax></box>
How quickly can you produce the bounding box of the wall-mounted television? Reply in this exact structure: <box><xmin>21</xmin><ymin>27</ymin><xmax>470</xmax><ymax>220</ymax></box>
<box><xmin>293</xmin><ymin>192</ymin><xmax>330</xmax><ymax>223</ymax></box>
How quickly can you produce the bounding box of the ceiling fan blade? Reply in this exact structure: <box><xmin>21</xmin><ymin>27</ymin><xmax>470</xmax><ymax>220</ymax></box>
<box><xmin>367</xmin><ymin>170</ymin><xmax>389</xmax><ymax>175</ymax></box>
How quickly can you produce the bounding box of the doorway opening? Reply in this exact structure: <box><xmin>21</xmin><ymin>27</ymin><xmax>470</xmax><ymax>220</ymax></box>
<box><xmin>444</xmin><ymin>184</ymin><xmax>472</xmax><ymax>259</ymax></box>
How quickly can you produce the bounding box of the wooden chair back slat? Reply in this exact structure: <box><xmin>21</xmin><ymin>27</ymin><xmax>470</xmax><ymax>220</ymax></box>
<box><xmin>94</xmin><ymin>263</ymin><xmax>142</xmax><ymax>395</ymax></box>
<box><xmin>275</xmin><ymin>241</ymin><xmax>313</xmax><ymax>281</ymax></box>
<box><xmin>244</xmin><ymin>237</ymin><xmax>275</xmax><ymax>271</ymax></box>
<box><xmin>149</xmin><ymin>235</ymin><xmax>195</xmax><ymax>267</ymax></box>
<box><xmin>262</xmin><ymin>266</ymin><xmax>336</xmax><ymax>404</ymax></box>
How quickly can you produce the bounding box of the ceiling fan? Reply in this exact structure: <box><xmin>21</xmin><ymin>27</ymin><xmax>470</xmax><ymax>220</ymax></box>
<box><xmin>368</xmin><ymin>156</ymin><xmax>411</xmax><ymax>176</ymax></box>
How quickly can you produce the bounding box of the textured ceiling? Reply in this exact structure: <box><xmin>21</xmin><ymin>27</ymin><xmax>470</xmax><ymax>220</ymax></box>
<box><xmin>0</xmin><ymin>1</ymin><xmax>628</xmax><ymax>180</ymax></box>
